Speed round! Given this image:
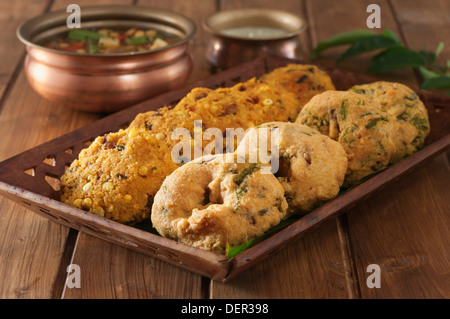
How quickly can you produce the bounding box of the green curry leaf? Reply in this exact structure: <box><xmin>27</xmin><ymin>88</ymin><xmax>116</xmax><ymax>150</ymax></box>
<box><xmin>310</xmin><ymin>29</ymin><xmax>377</xmax><ymax>59</ymax></box>
<box><xmin>337</xmin><ymin>35</ymin><xmax>400</xmax><ymax>62</ymax></box>
<box><xmin>435</xmin><ymin>42</ymin><xmax>445</xmax><ymax>59</ymax></box>
<box><xmin>367</xmin><ymin>47</ymin><xmax>425</xmax><ymax>72</ymax></box>
<box><xmin>418</xmin><ymin>66</ymin><xmax>441</xmax><ymax>81</ymax></box>
<box><xmin>381</xmin><ymin>29</ymin><xmax>402</xmax><ymax>45</ymax></box>
<box><xmin>310</xmin><ymin>29</ymin><xmax>449</xmax><ymax>93</ymax></box>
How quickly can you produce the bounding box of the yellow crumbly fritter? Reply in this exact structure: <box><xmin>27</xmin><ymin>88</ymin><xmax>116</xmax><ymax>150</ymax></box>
<box><xmin>60</xmin><ymin>128</ymin><xmax>181</xmax><ymax>224</ymax></box>
<box><xmin>130</xmin><ymin>78</ymin><xmax>299</xmax><ymax>132</ymax></box>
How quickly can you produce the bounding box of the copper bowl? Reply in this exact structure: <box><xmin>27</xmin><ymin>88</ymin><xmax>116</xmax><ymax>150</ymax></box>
<box><xmin>17</xmin><ymin>5</ymin><xmax>196</xmax><ymax>113</ymax></box>
<box><xmin>203</xmin><ymin>8</ymin><xmax>307</xmax><ymax>69</ymax></box>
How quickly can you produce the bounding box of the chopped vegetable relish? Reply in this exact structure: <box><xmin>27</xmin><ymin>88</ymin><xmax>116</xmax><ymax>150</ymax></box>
<box><xmin>44</xmin><ymin>27</ymin><xmax>178</xmax><ymax>54</ymax></box>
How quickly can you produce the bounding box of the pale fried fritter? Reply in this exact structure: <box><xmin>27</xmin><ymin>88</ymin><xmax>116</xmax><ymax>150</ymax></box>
<box><xmin>151</xmin><ymin>153</ymin><xmax>288</xmax><ymax>253</ymax></box>
<box><xmin>296</xmin><ymin>91</ymin><xmax>396</xmax><ymax>187</ymax></box>
<box><xmin>349</xmin><ymin>81</ymin><xmax>430</xmax><ymax>163</ymax></box>
<box><xmin>236</xmin><ymin>122</ymin><xmax>347</xmax><ymax>214</ymax></box>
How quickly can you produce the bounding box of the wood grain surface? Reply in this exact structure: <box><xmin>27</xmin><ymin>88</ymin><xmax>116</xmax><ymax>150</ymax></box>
<box><xmin>0</xmin><ymin>0</ymin><xmax>448</xmax><ymax>299</ymax></box>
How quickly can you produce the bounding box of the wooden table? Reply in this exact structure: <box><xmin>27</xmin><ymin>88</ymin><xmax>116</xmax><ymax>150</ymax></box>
<box><xmin>0</xmin><ymin>0</ymin><xmax>448</xmax><ymax>300</ymax></box>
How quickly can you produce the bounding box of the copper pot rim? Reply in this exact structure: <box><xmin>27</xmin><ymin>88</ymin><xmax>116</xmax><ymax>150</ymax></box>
<box><xmin>16</xmin><ymin>5</ymin><xmax>196</xmax><ymax>58</ymax></box>
<box><xmin>25</xmin><ymin>44</ymin><xmax>190</xmax><ymax>75</ymax></box>
<box><xmin>203</xmin><ymin>8</ymin><xmax>307</xmax><ymax>41</ymax></box>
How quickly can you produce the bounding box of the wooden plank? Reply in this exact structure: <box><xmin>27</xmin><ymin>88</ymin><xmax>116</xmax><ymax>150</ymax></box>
<box><xmin>0</xmin><ymin>200</ymin><xmax>69</xmax><ymax>298</ymax></box>
<box><xmin>306</xmin><ymin>0</ymin><xmax>417</xmax><ymax>87</ymax></box>
<box><xmin>0</xmin><ymin>0</ymin><xmax>69</xmax><ymax>299</ymax></box>
<box><xmin>0</xmin><ymin>68</ymin><xmax>95</xmax><ymax>298</ymax></box>
<box><xmin>389</xmin><ymin>0</ymin><xmax>450</xmax><ymax>64</ymax></box>
<box><xmin>212</xmin><ymin>220</ymin><xmax>353</xmax><ymax>298</ymax></box>
<box><xmin>0</xmin><ymin>73</ymin><xmax>101</xmax><ymax>161</ymax></box>
<box><xmin>62</xmin><ymin>233</ymin><xmax>204</xmax><ymax>298</ymax></box>
<box><xmin>137</xmin><ymin>0</ymin><xmax>219</xmax><ymax>82</ymax></box>
<box><xmin>346</xmin><ymin>153</ymin><xmax>450</xmax><ymax>298</ymax></box>
<box><xmin>0</xmin><ymin>1</ymin><xmax>51</xmax><ymax>102</ymax></box>
<box><xmin>61</xmin><ymin>0</ymin><xmax>217</xmax><ymax>298</ymax></box>
<box><xmin>51</xmin><ymin>0</ymin><xmax>135</xmax><ymax>9</ymax></box>
<box><xmin>345</xmin><ymin>0</ymin><xmax>450</xmax><ymax>298</ymax></box>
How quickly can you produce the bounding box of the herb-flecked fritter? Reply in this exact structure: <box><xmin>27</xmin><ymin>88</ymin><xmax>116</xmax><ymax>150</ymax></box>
<box><xmin>349</xmin><ymin>81</ymin><xmax>430</xmax><ymax>163</ymax></box>
<box><xmin>296</xmin><ymin>90</ymin><xmax>396</xmax><ymax>187</ymax></box>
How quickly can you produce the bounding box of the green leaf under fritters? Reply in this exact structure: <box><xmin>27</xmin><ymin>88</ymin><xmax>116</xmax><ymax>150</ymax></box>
<box><xmin>225</xmin><ymin>215</ymin><xmax>299</xmax><ymax>260</ymax></box>
<box><xmin>311</xmin><ymin>29</ymin><xmax>377</xmax><ymax>59</ymax></box>
<box><xmin>337</xmin><ymin>35</ymin><xmax>399</xmax><ymax>62</ymax></box>
<box><xmin>368</xmin><ymin>47</ymin><xmax>425</xmax><ymax>72</ymax></box>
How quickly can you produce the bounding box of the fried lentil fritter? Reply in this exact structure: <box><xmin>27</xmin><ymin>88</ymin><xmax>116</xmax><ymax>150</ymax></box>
<box><xmin>260</xmin><ymin>63</ymin><xmax>336</xmax><ymax>111</ymax></box>
<box><xmin>60</xmin><ymin>128</ymin><xmax>180</xmax><ymax>224</ymax></box>
<box><xmin>296</xmin><ymin>90</ymin><xmax>396</xmax><ymax>187</ymax></box>
<box><xmin>349</xmin><ymin>81</ymin><xmax>430</xmax><ymax>163</ymax></box>
<box><xmin>151</xmin><ymin>153</ymin><xmax>288</xmax><ymax>253</ymax></box>
<box><xmin>236</xmin><ymin>122</ymin><xmax>348</xmax><ymax>214</ymax></box>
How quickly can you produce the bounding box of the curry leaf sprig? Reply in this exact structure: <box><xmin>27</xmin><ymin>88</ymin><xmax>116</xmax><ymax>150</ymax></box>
<box><xmin>311</xmin><ymin>29</ymin><xmax>450</xmax><ymax>94</ymax></box>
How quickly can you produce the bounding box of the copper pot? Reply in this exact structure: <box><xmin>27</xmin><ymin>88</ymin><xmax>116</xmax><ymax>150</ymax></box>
<box><xmin>17</xmin><ymin>5</ymin><xmax>196</xmax><ymax>113</ymax></box>
<box><xmin>203</xmin><ymin>8</ymin><xmax>307</xmax><ymax>69</ymax></box>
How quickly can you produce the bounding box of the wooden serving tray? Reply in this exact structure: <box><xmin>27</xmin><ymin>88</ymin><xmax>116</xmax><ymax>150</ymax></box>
<box><xmin>0</xmin><ymin>55</ymin><xmax>449</xmax><ymax>282</ymax></box>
